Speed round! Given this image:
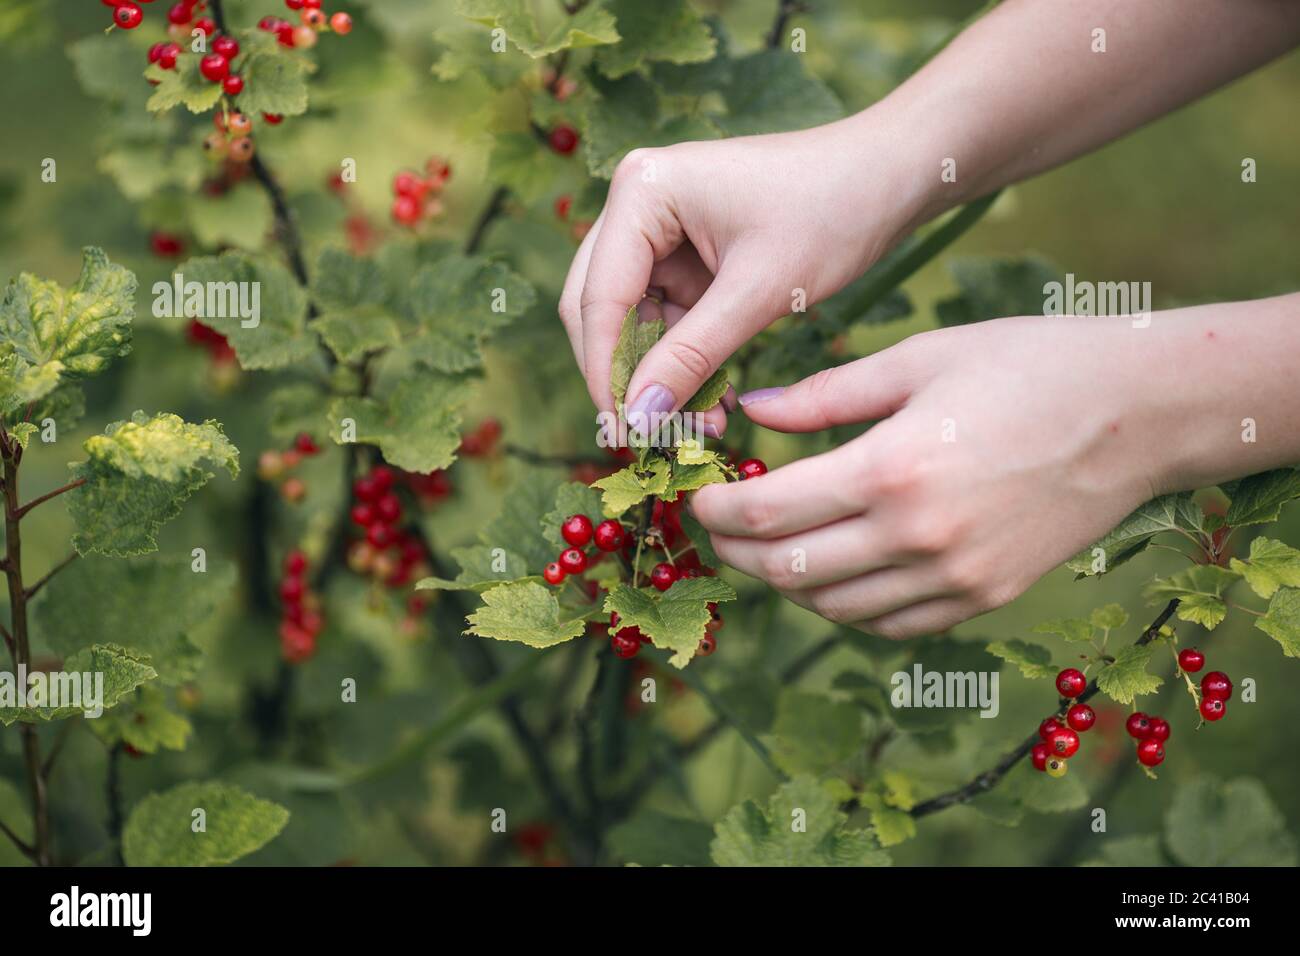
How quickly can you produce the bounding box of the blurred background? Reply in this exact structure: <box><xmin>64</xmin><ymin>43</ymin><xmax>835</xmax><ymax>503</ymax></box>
<box><xmin>0</xmin><ymin>0</ymin><xmax>1296</xmax><ymax>866</ymax></box>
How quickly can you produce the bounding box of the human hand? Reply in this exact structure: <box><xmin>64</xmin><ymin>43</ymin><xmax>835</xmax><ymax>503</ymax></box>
<box><xmin>557</xmin><ymin>112</ymin><xmax>933</xmax><ymax>435</ymax></box>
<box><xmin>689</xmin><ymin>315</ymin><xmax>1175</xmax><ymax>638</ymax></box>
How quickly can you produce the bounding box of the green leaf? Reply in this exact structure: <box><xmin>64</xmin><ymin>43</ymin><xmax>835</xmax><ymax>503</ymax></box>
<box><xmin>582</xmin><ymin>71</ymin><xmax>722</xmax><ymax>178</ymax></box>
<box><xmin>1255</xmin><ymin>587</ymin><xmax>1300</xmax><ymax>658</ymax></box>
<box><xmin>683</xmin><ymin>366</ymin><xmax>729</xmax><ymax>412</ymax></box>
<box><xmin>479</xmin><ymin>473</ymin><xmax>563</xmax><ymax>571</ymax></box>
<box><xmin>1032</xmin><ymin>617</ymin><xmax>1094</xmax><ymax>643</ymax></box>
<box><xmin>8</xmin><ymin>421</ymin><xmax>37</xmax><ymax>450</ymax></box>
<box><xmin>1222</xmin><ymin>468</ymin><xmax>1300</xmax><ymax>526</ymax></box>
<box><xmin>541</xmin><ymin>482</ymin><xmax>606</xmax><ymax>550</ymax></box>
<box><xmin>679</xmin><ymin>509</ymin><xmax>720</xmax><ymax>568</ymax></box>
<box><xmin>87</xmin><ymin>684</ymin><xmax>191</xmax><ymax>754</ymax></box>
<box><xmin>235</xmin><ymin>49</ymin><xmax>311</xmax><ymax>117</ymax></box>
<box><xmin>607</xmin><ymin>810</ymin><xmax>714</xmax><ymax>867</ymax></box>
<box><xmin>415</xmin><ymin>545</ymin><xmax>533</xmax><ymax>592</ymax></box>
<box><xmin>69</xmin><ymin>34</ymin><xmax>145</xmax><ymax>102</ymax></box>
<box><xmin>0</xmin><ymin>247</ymin><xmax>134</xmax><ymax>414</ymax></box>
<box><xmin>466</xmin><ymin>581</ymin><xmax>590</xmax><ymax>648</ymax></box>
<box><xmin>985</xmin><ymin>639</ymin><xmax>1054</xmax><ymax>679</ymax></box>
<box><xmin>711</xmin><ymin>776</ymin><xmax>889</xmax><ymax>867</ymax></box>
<box><xmin>1164</xmin><ymin>777</ymin><xmax>1297</xmax><ymax>866</ymax></box>
<box><xmin>68</xmin><ymin>412</ymin><xmax>240</xmax><ymax>556</ymax></box>
<box><xmin>407</xmin><ymin>256</ymin><xmax>536</xmax><ymax>373</ymax></box>
<box><xmin>311</xmin><ymin>248</ymin><xmax>386</xmax><ymax>311</ymax></box>
<box><xmin>1083</xmin><ymin>835</ymin><xmax>1170</xmax><ymax>867</ymax></box>
<box><xmin>456</xmin><ymin>0</ymin><xmax>619</xmax><ymax>57</ymax></box>
<box><xmin>714</xmin><ymin>50</ymin><xmax>843</xmax><ymax>137</ymax></box>
<box><xmin>768</xmin><ymin>690</ymin><xmax>862</xmax><ymax>776</ymax></box>
<box><xmin>268</xmin><ymin>383</ymin><xmax>332</xmax><ymax>443</ymax></box>
<box><xmin>311</xmin><ymin>307</ymin><xmax>402</xmax><ymax>363</ymax></box>
<box><xmin>0</xmin><ymin>645</ymin><xmax>156</xmax><ymax>726</ymax></box>
<box><xmin>1002</xmin><ymin>761</ymin><xmax>1089</xmax><ymax>814</ymax></box>
<box><xmin>122</xmin><ymin>781</ymin><xmax>290</xmax><ymax>867</ymax></box>
<box><xmin>183</xmin><ymin>184</ymin><xmax>274</xmax><ymax>250</ymax></box>
<box><xmin>101</xmin><ymin>143</ymin><xmax>204</xmax><ymax>201</ymax></box>
<box><xmin>592</xmin><ymin>458</ymin><xmax>670</xmax><ymax>516</ymax></box>
<box><xmin>594</xmin><ymin>0</ymin><xmax>715</xmax><ymax>79</ymax></box>
<box><xmin>174</xmin><ymin>253</ymin><xmax>315</xmax><ymax>370</ymax></box>
<box><xmin>1230</xmin><ymin>537</ymin><xmax>1300</xmax><ymax>600</ymax></box>
<box><xmin>865</xmin><ymin>802</ymin><xmax>916</xmax><ymax>848</ymax></box>
<box><xmin>1067</xmin><ymin>492</ymin><xmax>1204</xmax><ymax>576</ymax></box>
<box><xmin>608</xmin><ymin>306</ymin><xmax>661</xmax><ymax>410</ymax></box>
<box><xmin>1089</xmin><ymin>603</ymin><xmax>1129</xmax><ymax>630</ymax></box>
<box><xmin>330</xmin><ymin>371</ymin><xmax>472</xmax><ymax>473</ymax></box>
<box><xmin>1144</xmin><ymin>564</ymin><xmax>1242</xmax><ymax>629</ymax></box>
<box><xmin>1095</xmin><ymin>644</ymin><xmax>1162</xmax><ymax>705</ymax></box>
<box><xmin>34</xmin><ymin>554</ymin><xmax>236</xmax><ymax>685</ymax></box>
<box><xmin>145</xmin><ymin>57</ymin><xmax>222</xmax><ymax>114</ymax></box>
<box><xmin>604</xmin><ymin>577</ymin><xmax>736</xmax><ymax>668</ymax></box>
<box><xmin>935</xmin><ymin>256</ymin><xmax>1062</xmax><ymax>327</ymax></box>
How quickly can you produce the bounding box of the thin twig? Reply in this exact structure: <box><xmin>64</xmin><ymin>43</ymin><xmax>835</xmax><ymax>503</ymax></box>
<box><xmin>25</xmin><ymin>552</ymin><xmax>79</xmax><ymax>601</ymax></box>
<box><xmin>766</xmin><ymin>0</ymin><xmax>807</xmax><ymax>49</ymax></box>
<box><xmin>465</xmin><ymin>186</ymin><xmax>510</xmax><ymax>255</ymax></box>
<box><xmin>41</xmin><ymin>717</ymin><xmax>78</xmax><ymax>779</ymax></box>
<box><xmin>0</xmin><ymin>817</ymin><xmax>34</xmax><ymax>860</ymax></box>
<box><xmin>15</xmin><ymin>479</ymin><xmax>85</xmax><ymax>520</ymax></box>
<box><xmin>503</xmin><ymin>443</ymin><xmax>607</xmax><ymax>469</ymax></box>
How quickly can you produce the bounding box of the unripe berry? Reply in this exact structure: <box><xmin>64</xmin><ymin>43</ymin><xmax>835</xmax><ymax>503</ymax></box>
<box><xmin>561</xmin><ymin>514</ymin><xmax>593</xmax><ymax>547</ymax></box>
<box><xmin>1055</xmin><ymin>667</ymin><xmax>1087</xmax><ymax>698</ymax></box>
<box><xmin>1045</xmin><ymin>725</ymin><xmax>1080</xmax><ymax>758</ymax></box>
<box><xmin>1031</xmin><ymin>742</ymin><xmax>1050</xmax><ymax>772</ymax></box>
<box><xmin>737</xmin><ymin>458</ymin><xmax>768</xmax><ymax>479</ymax></box>
<box><xmin>558</xmin><ymin>547</ymin><xmax>587</xmax><ymax>575</ymax></box>
<box><xmin>1177</xmin><ymin>647</ymin><xmax>1205</xmax><ymax>673</ymax></box>
<box><xmin>257</xmin><ymin>449</ymin><xmax>284</xmax><ymax>479</ymax></box>
<box><xmin>696</xmin><ymin>634</ymin><xmax>717</xmax><ymax>656</ymax></box>
<box><xmin>1136</xmin><ymin>738</ymin><xmax>1165</xmax><ymax>767</ymax></box>
<box><xmin>593</xmin><ymin>519</ymin><xmax>626</xmax><ymax>552</ymax></box>
<box><xmin>543</xmin><ymin>562</ymin><xmax>565</xmax><ymax>586</ymax></box>
<box><xmin>293</xmin><ymin>24</ymin><xmax>318</xmax><ymax>48</ymax></box>
<box><xmin>226</xmin><ymin>112</ymin><xmax>252</xmax><ymax>136</ymax></box>
<box><xmin>222</xmin><ymin>75</ymin><xmax>244</xmax><ymax>96</ymax></box>
<box><xmin>650</xmin><ymin>562</ymin><xmax>678</xmax><ymax>592</ymax></box>
<box><xmin>1147</xmin><ymin>717</ymin><xmax>1171</xmax><ymax>742</ymax></box>
<box><xmin>200</xmin><ymin>53</ymin><xmax>229</xmax><ymax>83</ymax></box>
<box><xmin>548</xmin><ymin>124</ymin><xmax>579</xmax><ymax>155</ymax></box>
<box><xmin>115</xmin><ymin>3</ymin><xmax>144</xmax><ymax>28</ymax></box>
<box><xmin>281</xmin><ymin>476</ymin><xmax>307</xmax><ymax>502</ymax></box>
<box><xmin>1199</xmin><ymin>697</ymin><xmax>1226</xmax><ymax>721</ymax></box>
<box><xmin>1201</xmin><ymin>671</ymin><xmax>1232</xmax><ymax>700</ymax></box>
<box><xmin>1045</xmin><ymin>756</ymin><xmax>1068</xmax><ymax>778</ymax></box>
<box><xmin>228</xmin><ymin>136</ymin><xmax>255</xmax><ymax>163</ymax></box>
<box><xmin>330</xmin><ymin>12</ymin><xmax>353</xmax><ymax>34</ymax></box>
<box><xmin>1066</xmin><ymin>703</ymin><xmax>1096</xmax><ymax>732</ymax></box>
<box><xmin>1125</xmin><ymin>712</ymin><xmax>1153</xmax><ymax>739</ymax></box>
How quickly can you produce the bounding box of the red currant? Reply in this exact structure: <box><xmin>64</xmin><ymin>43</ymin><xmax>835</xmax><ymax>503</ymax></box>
<box><xmin>1055</xmin><ymin>667</ymin><xmax>1087</xmax><ymax>698</ymax></box>
<box><xmin>213</xmin><ymin>36</ymin><xmax>240</xmax><ymax>59</ymax></box>
<box><xmin>1136</xmin><ymin>738</ymin><xmax>1165</xmax><ymax>767</ymax></box>
<box><xmin>370</xmin><ymin>466</ymin><xmax>395</xmax><ymax>493</ymax></box>
<box><xmin>221</xmin><ymin>74</ymin><xmax>244</xmax><ymax>96</ymax></box>
<box><xmin>1199</xmin><ymin>697</ymin><xmax>1226</xmax><ymax>722</ymax></box>
<box><xmin>593</xmin><ymin>519</ymin><xmax>626</xmax><ymax>552</ymax></box>
<box><xmin>696</xmin><ymin>634</ymin><xmax>717</xmax><ymax>657</ymax></box>
<box><xmin>1031</xmin><ymin>742</ymin><xmax>1050</xmax><ymax>772</ymax></box>
<box><xmin>263</xmin><ymin>113</ymin><xmax>283</xmax><ymax>125</ymax></box>
<box><xmin>285</xmin><ymin>0</ymin><xmax>304</xmax><ymax>8</ymax></box>
<box><xmin>194</xmin><ymin>17</ymin><xmax>215</xmax><ymax>35</ymax></box>
<box><xmin>392</xmin><ymin>195</ymin><xmax>421</xmax><ymax>226</ymax></box>
<box><xmin>375</xmin><ymin>493</ymin><xmax>402</xmax><ymax>524</ymax></box>
<box><xmin>554</xmin><ymin>195</ymin><xmax>573</xmax><ymax>220</ymax></box>
<box><xmin>1037</xmin><ymin>716</ymin><xmax>1063</xmax><ymax>740</ymax></box>
<box><xmin>148</xmin><ymin>43</ymin><xmax>165</xmax><ymax>64</ymax></box>
<box><xmin>303</xmin><ymin>0</ymin><xmax>322</xmax><ymax>8</ymax></box>
<box><xmin>1147</xmin><ymin>717</ymin><xmax>1171</xmax><ymax>742</ymax></box>
<box><xmin>366</xmin><ymin>523</ymin><xmax>395</xmax><ymax>549</ymax></box>
<box><xmin>330</xmin><ymin>12</ymin><xmax>353</xmax><ymax>34</ymax></box>
<box><xmin>1066</xmin><ymin>703</ymin><xmax>1096</xmax><ymax>732</ymax></box>
<box><xmin>350</xmin><ymin>503</ymin><xmax>374</xmax><ymax>527</ymax></box>
<box><xmin>737</xmin><ymin>458</ymin><xmax>768</xmax><ymax>480</ymax></box>
<box><xmin>548</xmin><ymin>124</ymin><xmax>579</xmax><ymax>155</ymax></box>
<box><xmin>1125</xmin><ymin>712</ymin><xmax>1153</xmax><ymax>739</ymax></box>
<box><xmin>1201</xmin><ymin>671</ymin><xmax>1232</xmax><ymax>700</ymax></box>
<box><xmin>115</xmin><ymin>3</ymin><xmax>144</xmax><ymax>28</ymax></box>
<box><xmin>1045</xmin><ymin>726</ymin><xmax>1080</xmax><ymax>758</ymax></box>
<box><xmin>284</xmin><ymin>550</ymin><xmax>308</xmax><ymax>576</ymax></box>
<box><xmin>158</xmin><ymin>43</ymin><xmax>180</xmax><ymax>69</ymax></box>
<box><xmin>561</xmin><ymin>514</ymin><xmax>594</xmax><ymax>547</ymax></box>
<box><xmin>1177</xmin><ymin>648</ymin><xmax>1205</xmax><ymax>673</ymax></box>
<box><xmin>279</xmin><ymin>576</ymin><xmax>304</xmax><ymax>603</ymax></box>
<box><xmin>293</xmin><ymin>432</ymin><xmax>319</xmax><ymax>455</ymax></box>
<box><xmin>558</xmin><ymin>548</ymin><xmax>587</xmax><ymax>575</ymax></box>
<box><xmin>543</xmin><ymin>562</ymin><xmax>565</xmax><ymax>586</ymax></box>
<box><xmin>167</xmin><ymin>2</ymin><xmax>191</xmax><ymax>24</ymax></box>
<box><xmin>200</xmin><ymin>53</ymin><xmax>229</xmax><ymax>83</ymax></box>
<box><xmin>650</xmin><ymin>562</ymin><xmax>678</xmax><ymax>592</ymax></box>
<box><xmin>610</xmin><ymin>631</ymin><xmax>640</xmax><ymax>659</ymax></box>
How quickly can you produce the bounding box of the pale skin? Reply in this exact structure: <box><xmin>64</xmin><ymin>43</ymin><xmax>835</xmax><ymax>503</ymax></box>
<box><xmin>558</xmin><ymin>0</ymin><xmax>1300</xmax><ymax>638</ymax></box>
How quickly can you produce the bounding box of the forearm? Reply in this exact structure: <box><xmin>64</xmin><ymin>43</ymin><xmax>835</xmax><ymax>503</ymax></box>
<box><xmin>858</xmin><ymin>0</ymin><xmax>1300</xmax><ymax>221</ymax></box>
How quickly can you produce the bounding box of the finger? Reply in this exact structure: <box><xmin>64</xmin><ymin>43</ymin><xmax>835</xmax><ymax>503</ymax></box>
<box><xmin>785</xmin><ymin>566</ymin><xmax>951</xmax><ymax>627</ymax></box>
<box><xmin>854</xmin><ymin>597</ymin><xmax>976</xmax><ymax>641</ymax></box>
<box><xmin>709</xmin><ymin>513</ymin><xmax>894</xmax><ymax>590</ymax></box>
<box><xmin>689</xmin><ymin>441</ymin><xmax>866</xmax><ymax>539</ymax></box>
<box><xmin>558</xmin><ymin>210</ymin><xmax>605</xmax><ymax>376</ymax></box>
<box><xmin>660</xmin><ymin>299</ymin><xmax>727</xmax><ymax>436</ymax></box>
<box><xmin>737</xmin><ymin>343</ymin><xmax>929</xmax><ymax>433</ymax></box>
<box><xmin>624</xmin><ymin>252</ymin><xmax>789</xmax><ymax>424</ymax></box>
<box><xmin>649</xmin><ymin>244</ymin><xmax>713</xmax><ymax>309</ymax></box>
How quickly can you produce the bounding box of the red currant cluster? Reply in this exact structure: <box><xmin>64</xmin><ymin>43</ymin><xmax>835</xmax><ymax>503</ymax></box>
<box><xmin>186</xmin><ymin>318</ymin><xmax>235</xmax><ymax>363</ymax></box>
<box><xmin>1122</xmin><ymin>710</ymin><xmax>1172</xmax><ymax>768</ymax></box>
<box><xmin>346</xmin><ymin>465</ymin><xmax>434</xmax><ymax>592</ymax></box>
<box><xmin>391</xmin><ymin>158</ymin><xmax>453</xmax><ymax>227</ymax></box>
<box><xmin>542</xmin><ymin>513</ymin><xmax>626</xmax><ymax>587</ymax></box>
<box><xmin>258</xmin><ymin>1</ymin><xmax>352</xmax><ymax>51</ymax></box>
<box><xmin>459</xmin><ymin>418</ymin><xmax>502</xmax><ymax>458</ymax></box>
<box><xmin>1031</xmin><ymin>668</ymin><xmax>1093</xmax><ymax>778</ymax></box>
<box><xmin>101</xmin><ymin>0</ymin><xmax>212</xmax><ymax>34</ymax></box>
<box><xmin>1178</xmin><ymin>647</ymin><xmax>1232</xmax><ymax>723</ymax></box>
<box><xmin>205</xmin><ymin>110</ymin><xmax>257</xmax><ymax>164</ymax></box>
<box><xmin>257</xmin><ymin>432</ymin><xmax>322</xmax><ymax>503</ymax></box>
<box><xmin>279</xmin><ymin>549</ymin><xmax>324</xmax><ymax>663</ymax></box>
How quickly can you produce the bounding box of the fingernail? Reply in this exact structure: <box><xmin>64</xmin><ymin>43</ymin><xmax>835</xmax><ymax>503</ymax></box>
<box><xmin>701</xmin><ymin>422</ymin><xmax>721</xmax><ymax>439</ymax></box>
<box><xmin>738</xmin><ymin>386</ymin><xmax>785</xmax><ymax>407</ymax></box>
<box><xmin>626</xmin><ymin>384</ymin><xmax>675</xmax><ymax>422</ymax></box>
<box><xmin>722</xmin><ymin>386</ymin><xmax>738</xmax><ymax>413</ymax></box>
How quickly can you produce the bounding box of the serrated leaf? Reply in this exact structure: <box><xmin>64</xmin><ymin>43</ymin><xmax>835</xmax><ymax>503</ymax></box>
<box><xmin>1089</xmin><ymin>603</ymin><xmax>1129</xmax><ymax>630</ymax></box>
<box><xmin>1144</xmin><ymin>564</ymin><xmax>1241</xmax><ymax>629</ymax></box>
<box><xmin>145</xmin><ymin>57</ymin><xmax>222</xmax><ymax>114</ymax></box>
<box><xmin>1068</xmin><ymin>492</ymin><xmax>1205</xmax><ymax>576</ymax></box>
<box><xmin>1230</xmin><ymin>537</ymin><xmax>1300</xmax><ymax>599</ymax></box>
<box><xmin>87</xmin><ymin>684</ymin><xmax>192</xmax><ymax>754</ymax></box>
<box><xmin>604</xmin><ymin>577</ymin><xmax>736</xmax><ymax>668</ymax></box>
<box><xmin>457</xmin><ymin>0</ymin><xmax>620</xmax><ymax>57</ymax></box>
<box><xmin>8</xmin><ymin>421</ymin><xmax>37</xmax><ymax>449</ymax></box>
<box><xmin>1032</xmin><ymin>617</ymin><xmax>1094</xmax><ymax>643</ymax></box>
<box><xmin>310</xmin><ymin>248</ymin><xmax>387</xmax><ymax>312</ymax></box>
<box><xmin>679</xmin><ymin>508</ymin><xmax>720</xmax><ymax>568</ymax></box>
<box><xmin>683</xmin><ymin>366</ymin><xmax>729</xmax><ymax>412</ymax></box>
<box><xmin>665</xmin><ymin>460</ymin><xmax>728</xmax><ymax>498</ymax></box>
<box><xmin>1003</xmin><ymin>761</ymin><xmax>1088</xmax><ymax>813</ymax></box>
<box><xmin>174</xmin><ymin>253</ymin><xmax>314</xmax><ymax>370</ymax></box>
<box><xmin>236</xmin><ymin>49</ymin><xmax>310</xmax><ymax>117</ymax></box>
<box><xmin>594</xmin><ymin>0</ymin><xmax>715</xmax><ymax>79</ymax></box>
<box><xmin>715</xmin><ymin>49</ymin><xmax>843</xmax><ymax>137</ymax></box>
<box><xmin>1255</xmin><ymin>587</ymin><xmax>1300</xmax><ymax>658</ymax></box>
<box><xmin>479</xmin><ymin>473</ymin><xmax>562</xmax><ymax>571</ymax></box>
<box><xmin>1083</xmin><ymin>835</ymin><xmax>1170</xmax><ymax>867</ymax></box>
<box><xmin>583</xmin><ymin>71</ymin><xmax>722</xmax><ymax>178</ymax></box>
<box><xmin>330</xmin><ymin>371</ymin><xmax>471</xmax><ymax>473</ymax></box>
<box><xmin>407</xmin><ymin>256</ymin><xmax>535</xmax><ymax>373</ymax></box>
<box><xmin>1164</xmin><ymin>777</ymin><xmax>1296</xmax><ymax>866</ymax></box>
<box><xmin>268</xmin><ymin>382</ymin><xmax>331</xmax><ymax>442</ymax></box>
<box><xmin>711</xmin><ymin>776</ymin><xmax>889</xmax><ymax>867</ymax></box>
<box><xmin>0</xmin><ymin>645</ymin><xmax>156</xmax><ymax>726</ymax></box>
<box><xmin>123</xmin><ymin>781</ymin><xmax>290</xmax><ymax>866</ymax></box>
<box><xmin>592</xmin><ymin>458</ymin><xmax>670</xmax><ymax>516</ymax></box>
<box><xmin>34</xmin><ymin>554</ymin><xmax>236</xmax><ymax>685</ymax></box>
<box><xmin>861</xmin><ymin>797</ymin><xmax>916</xmax><ymax>848</ymax></box>
<box><xmin>311</xmin><ymin>306</ymin><xmax>401</xmax><ymax>363</ymax></box>
<box><xmin>414</xmin><ymin>545</ymin><xmax>532</xmax><ymax>593</ymax></box>
<box><xmin>608</xmin><ymin>307</ymin><xmax>661</xmax><ymax>409</ymax></box>
<box><xmin>607</xmin><ymin>809</ymin><xmax>714</xmax><ymax>867</ymax></box>
<box><xmin>1095</xmin><ymin>644</ymin><xmax>1162</xmax><ymax>705</ymax></box>
<box><xmin>985</xmin><ymin>639</ymin><xmax>1054</xmax><ymax>679</ymax></box>
<box><xmin>1222</xmin><ymin>468</ymin><xmax>1300</xmax><ymax>526</ymax></box>
<box><xmin>0</xmin><ymin>247</ymin><xmax>134</xmax><ymax>414</ymax></box>
<box><xmin>68</xmin><ymin>412</ymin><xmax>239</xmax><ymax>556</ymax></box>
<box><xmin>466</xmin><ymin>581</ymin><xmax>589</xmax><ymax>648</ymax></box>
<box><xmin>768</xmin><ymin>690</ymin><xmax>862</xmax><ymax>776</ymax></box>
<box><xmin>541</xmin><ymin>482</ymin><xmax>605</xmax><ymax>550</ymax></box>
<box><xmin>183</xmin><ymin>184</ymin><xmax>274</xmax><ymax>250</ymax></box>
<box><xmin>935</xmin><ymin>256</ymin><xmax>1062</xmax><ymax>327</ymax></box>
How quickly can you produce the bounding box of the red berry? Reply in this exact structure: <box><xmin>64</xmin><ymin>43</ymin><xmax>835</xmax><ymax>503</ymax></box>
<box><xmin>558</xmin><ymin>547</ymin><xmax>587</xmax><ymax>575</ymax></box>
<box><xmin>392</xmin><ymin>195</ymin><xmax>421</xmax><ymax>226</ymax></box>
<box><xmin>259</xmin><ymin>15</ymin><xmax>282</xmax><ymax>30</ymax></box>
<box><xmin>650</xmin><ymin>562</ymin><xmax>678</xmax><ymax>592</ymax></box>
<box><xmin>1031</xmin><ymin>742</ymin><xmax>1050</xmax><ymax>772</ymax></box>
<box><xmin>548</xmin><ymin>125</ymin><xmax>579</xmax><ymax>155</ymax></box>
<box><xmin>353</xmin><ymin>475</ymin><xmax>380</xmax><ymax>502</ymax></box>
<box><xmin>1177</xmin><ymin>647</ymin><xmax>1205</xmax><ymax>673</ymax></box>
<box><xmin>1045</xmin><ymin>726</ymin><xmax>1080</xmax><ymax>758</ymax></box>
<box><xmin>293</xmin><ymin>432</ymin><xmax>319</xmax><ymax>455</ymax></box>
<box><xmin>1147</xmin><ymin>717</ymin><xmax>1171</xmax><ymax>742</ymax></box>
<box><xmin>303</xmin><ymin>0</ymin><xmax>322</xmax><ymax>8</ymax></box>
<box><xmin>167</xmin><ymin>2</ymin><xmax>190</xmax><ymax>23</ymax></box>
<box><xmin>1037</xmin><ymin>717</ymin><xmax>1063</xmax><ymax>740</ymax></box>
<box><xmin>543</xmin><ymin>562</ymin><xmax>565</xmax><ymax>586</ymax></box>
<box><xmin>222</xmin><ymin>75</ymin><xmax>244</xmax><ymax>96</ymax></box>
<box><xmin>115</xmin><ymin>3</ymin><xmax>144</xmax><ymax>28</ymax></box>
<box><xmin>1200</xmin><ymin>697</ymin><xmax>1226</xmax><ymax>722</ymax></box>
<box><xmin>1136</xmin><ymin>738</ymin><xmax>1165</xmax><ymax>767</ymax></box>
<box><xmin>1066</xmin><ymin>703</ymin><xmax>1096</xmax><ymax>732</ymax></box>
<box><xmin>148</xmin><ymin>43</ymin><xmax>165</xmax><ymax>64</ymax></box>
<box><xmin>194</xmin><ymin>17</ymin><xmax>215</xmax><ymax>35</ymax></box>
<box><xmin>285</xmin><ymin>0</ymin><xmax>304</xmax><ymax>8</ymax></box>
<box><xmin>213</xmin><ymin>35</ymin><xmax>240</xmax><ymax>59</ymax></box>
<box><xmin>593</xmin><ymin>519</ymin><xmax>625</xmax><ymax>552</ymax></box>
<box><xmin>1201</xmin><ymin>671</ymin><xmax>1232</xmax><ymax>700</ymax></box>
<box><xmin>369</xmin><ymin>466</ymin><xmax>395</xmax><ymax>493</ymax></box>
<box><xmin>276</xmin><ymin>21</ymin><xmax>296</xmax><ymax>45</ymax></box>
<box><xmin>696</xmin><ymin>633</ymin><xmax>717</xmax><ymax>657</ymax></box>
<box><xmin>1125</xmin><ymin>712</ymin><xmax>1153</xmax><ymax>739</ymax></box>
<box><xmin>610</xmin><ymin>631</ymin><xmax>640</xmax><ymax>659</ymax></box>
<box><xmin>1055</xmin><ymin>667</ymin><xmax>1087</xmax><ymax>699</ymax></box>
<box><xmin>350</xmin><ymin>503</ymin><xmax>374</xmax><ymax>527</ymax></box>
<box><xmin>200</xmin><ymin>54</ymin><xmax>229</xmax><ymax>83</ymax></box>
<box><xmin>366</xmin><ymin>523</ymin><xmax>395</xmax><ymax>549</ymax></box>
<box><xmin>279</xmin><ymin>576</ymin><xmax>304</xmax><ymax>603</ymax></box>
<box><xmin>554</xmin><ymin>195</ymin><xmax>572</xmax><ymax>220</ymax></box>
<box><xmin>150</xmin><ymin>231</ymin><xmax>185</xmax><ymax>258</ymax></box>
<box><xmin>263</xmin><ymin>113</ymin><xmax>283</xmax><ymax>125</ymax></box>
<box><xmin>737</xmin><ymin>458</ymin><xmax>768</xmax><ymax>480</ymax></box>
<box><xmin>561</xmin><ymin>514</ymin><xmax>593</xmax><ymax>548</ymax></box>
<box><xmin>330</xmin><ymin>12</ymin><xmax>353</xmax><ymax>35</ymax></box>
<box><xmin>158</xmin><ymin>43</ymin><xmax>180</xmax><ymax>69</ymax></box>
<box><xmin>284</xmin><ymin>550</ymin><xmax>308</xmax><ymax>576</ymax></box>
<box><xmin>375</xmin><ymin>493</ymin><xmax>402</xmax><ymax>524</ymax></box>
<box><xmin>393</xmin><ymin>170</ymin><xmax>428</xmax><ymax>199</ymax></box>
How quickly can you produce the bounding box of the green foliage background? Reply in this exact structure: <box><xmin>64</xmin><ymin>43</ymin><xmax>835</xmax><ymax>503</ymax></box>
<box><xmin>0</xmin><ymin>0</ymin><xmax>1297</xmax><ymax>866</ymax></box>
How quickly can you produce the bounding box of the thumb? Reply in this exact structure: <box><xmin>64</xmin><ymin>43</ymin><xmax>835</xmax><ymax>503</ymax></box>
<box><xmin>737</xmin><ymin>345</ymin><xmax>923</xmax><ymax>433</ymax></box>
<box><xmin>624</xmin><ymin>262</ymin><xmax>785</xmax><ymax>426</ymax></box>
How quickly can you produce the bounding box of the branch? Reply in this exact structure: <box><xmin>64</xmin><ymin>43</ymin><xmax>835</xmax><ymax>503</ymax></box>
<box><xmin>465</xmin><ymin>186</ymin><xmax>510</xmax><ymax>255</ymax></box>
<box><xmin>766</xmin><ymin>0</ymin><xmax>807</xmax><ymax>49</ymax></box>
<box><xmin>0</xmin><ymin>817</ymin><xmax>33</xmax><ymax>860</ymax></box>
<box><xmin>503</xmin><ymin>443</ymin><xmax>607</xmax><ymax>469</ymax></box>
<box><xmin>41</xmin><ymin>716</ymin><xmax>78</xmax><ymax>779</ymax></box>
<box><xmin>908</xmin><ymin>599</ymin><xmax>1181</xmax><ymax>819</ymax></box>
<box><xmin>106</xmin><ymin>743</ymin><xmax>125</xmax><ymax>867</ymax></box>
<box><xmin>25</xmin><ymin>551</ymin><xmax>79</xmax><ymax>601</ymax></box>
<box><xmin>16</xmin><ymin>479</ymin><xmax>85</xmax><ymax>520</ymax></box>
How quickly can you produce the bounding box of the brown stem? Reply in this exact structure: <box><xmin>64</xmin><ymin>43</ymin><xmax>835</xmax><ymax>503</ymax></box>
<box><xmin>25</xmin><ymin>551</ymin><xmax>79</xmax><ymax>601</ymax></box>
<box><xmin>908</xmin><ymin>599</ymin><xmax>1181</xmax><ymax>819</ymax></box>
<box><xmin>767</xmin><ymin>0</ymin><xmax>807</xmax><ymax>49</ymax></box>
<box><xmin>502</xmin><ymin>443</ymin><xmax>607</xmax><ymax>469</ymax></box>
<box><xmin>16</xmin><ymin>478</ymin><xmax>86</xmax><ymax>520</ymax></box>
<box><xmin>465</xmin><ymin>186</ymin><xmax>510</xmax><ymax>255</ymax></box>
<box><xmin>0</xmin><ymin>817</ymin><xmax>34</xmax><ymax>860</ymax></box>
